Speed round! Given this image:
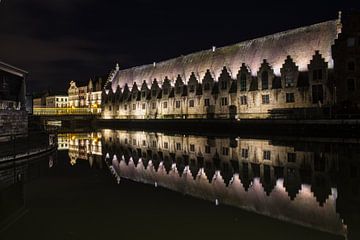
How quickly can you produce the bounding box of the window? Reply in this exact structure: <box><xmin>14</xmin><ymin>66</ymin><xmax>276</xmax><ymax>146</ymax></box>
<box><xmin>142</xmin><ymin>103</ymin><xmax>146</xmax><ymax>110</ymax></box>
<box><xmin>132</xmin><ymin>139</ymin><xmax>136</xmax><ymax>145</ymax></box>
<box><xmin>312</xmin><ymin>84</ymin><xmax>324</xmax><ymax>104</ymax></box>
<box><xmin>190</xmin><ymin>144</ymin><xmax>195</xmax><ymax>152</ymax></box>
<box><xmin>261</xmin><ymin>71</ymin><xmax>269</xmax><ymax>90</ymax></box>
<box><xmin>313</xmin><ymin>69</ymin><xmax>323</xmax><ymax>80</ymax></box>
<box><xmin>241</xmin><ymin>148</ymin><xmax>248</xmax><ymax>158</ymax></box>
<box><xmin>240</xmin><ymin>73</ymin><xmax>247</xmax><ymax>91</ymax></box>
<box><xmin>286</xmin><ymin>93</ymin><xmax>295</xmax><ymax>103</ymax></box>
<box><xmin>152</xmin><ymin>141</ymin><xmax>157</xmax><ymax>148</ymax></box>
<box><xmin>124</xmin><ymin>138</ymin><xmax>128</xmax><ymax>144</ymax></box>
<box><xmin>262</xmin><ymin>95</ymin><xmax>270</xmax><ymax>104</ymax></box>
<box><xmin>124</xmin><ymin>104</ymin><xmax>127</xmax><ymax>110</ymax></box>
<box><xmin>189</xmin><ymin>99</ymin><xmax>194</xmax><ymax>108</ymax></box>
<box><xmin>141</xmin><ymin>91</ymin><xmax>146</xmax><ymax>98</ymax></box>
<box><xmin>175</xmin><ymin>100</ymin><xmax>181</xmax><ymax>108</ymax></box>
<box><xmin>109</xmin><ymin>137</ymin><xmax>112</xmax><ymax>142</ymax></box>
<box><xmin>348</xmin><ymin>79</ymin><xmax>355</xmax><ymax>91</ymax></box>
<box><xmin>152</xmin><ymin>102</ymin><xmax>156</xmax><ymax>109</ymax></box>
<box><xmin>287</xmin><ymin>152</ymin><xmax>296</xmax><ymax>163</ymax></box>
<box><xmin>163</xmin><ymin>101</ymin><xmax>168</xmax><ymax>108</ymax></box>
<box><xmin>240</xmin><ymin>96</ymin><xmax>247</xmax><ymax>105</ymax></box>
<box><xmin>163</xmin><ymin>88</ymin><xmax>169</xmax><ymax>95</ymax></box>
<box><xmin>109</xmin><ymin>105</ymin><xmax>112</xmax><ymax>111</ymax></box>
<box><xmin>132</xmin><ymin>104</ymin><xmax>136</xmax><ymax>110</ymax></box>
<box><xmin>142</xmin><ymin>140</ymin><xmax>146</xmax><ymax>146</ymax></box>
<box><xmin>347</xmin><ymin>37</ymin><xmax>356</xmax><ymax>47</ymax></box>
<box><xmin>263</xmin><ymin>150</ymin><xmax>271</xmax><ymax>160</ymax></box>
<box><xmin>222</xmin><ymin>147</ymin><xmax>229</xmax><ymax>156</ymax></box>
<box><xmin>189</xmin><ymin>85</ymin><xmax>195</xmax><ymax>93</ymax></box>
<box><xmin>176</xmin><ymin>143</ymin><xmax>181</xmax><ymax>151</ymax></box>
<box><xmin>204</xmin><ymin>98</ymin><xmax>210</xmax><ymax>107</ymax></box>
<box><xmin>348</xmin><ymin>61</ymin><xmax>355</xmax><ymax>71</ymax></box>
<box><xmin>221</xmin><ymin>97</ymin><xmax>228</xmax><ymax>106</ymax></box>
<box><xmin>164</xmin><ymin>142</ymin><xmax>169</xmax><ymax>149</ymax></box>
<box><xmin>205</xmin><ymin>145</ymin><xmax>211</xmax><ymax>153</ymax></box>
<box><xmin>152</xmin><ymin>90</ymin><xmax>157</xmax><ymax>96</ymax></box>
<box><xmin>56</xmin><ymin>98</ymin><xmax>59</xmax><ymax>101</ymax></box>
<box><xmin>204</xmin><ymin>83</ymin><xmax>210</xmax><ymax>91</ymax></box>
<box><xmin>221</xmin><ymin>81</ymin><xmax>227</xmax><ymax>90</ymax></box>
<box><xmin>285</xmin><ymin>70</ymin><xmax>295</xmax><ymax>87</ymax></box>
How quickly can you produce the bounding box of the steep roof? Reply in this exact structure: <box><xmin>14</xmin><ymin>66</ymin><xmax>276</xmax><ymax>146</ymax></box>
<box><xmin>111</xmin><ymin>19</ymin><xmax>340</xmax><ymax>92</ymax></box>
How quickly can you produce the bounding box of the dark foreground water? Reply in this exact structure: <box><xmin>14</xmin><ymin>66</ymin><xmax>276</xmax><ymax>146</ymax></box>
<box><xmin>1</xmin><ymin>129</ymin><xmax>359</xmax><ymax>240</ymax></box>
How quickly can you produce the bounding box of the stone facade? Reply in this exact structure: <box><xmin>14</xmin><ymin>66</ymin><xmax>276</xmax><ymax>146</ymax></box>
<box><xmin>101</xmin><ymin>12</ymin><xmax>360</xmax><ymax>120</ymax></box>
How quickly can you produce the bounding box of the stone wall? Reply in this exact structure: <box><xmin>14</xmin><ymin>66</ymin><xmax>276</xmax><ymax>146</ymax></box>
<box><xmin>0</xmin><ymin>110</ymin><xmax>28</xmax><ymax>140</ymax></box>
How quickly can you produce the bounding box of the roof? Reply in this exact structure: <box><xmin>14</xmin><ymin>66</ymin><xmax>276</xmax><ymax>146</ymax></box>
<box><xmin>111</xmin><ymin>19</ymin><xmax>340</xmax><ymax>92</ymax></box>
<box><xmin>0</xmin><ymin>61</ymin><xmax>27</xmax><ymax>77</ymax></box>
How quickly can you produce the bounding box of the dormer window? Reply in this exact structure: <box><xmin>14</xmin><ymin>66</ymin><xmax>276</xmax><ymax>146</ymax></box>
<box><xmin>285</xmin><ymin>70</ymin><xmax>295</xmax><ymax>87</ymax></box>
<box><xmin>240</xmin><ymin>73</ymin><xmax>246</xmax><ymax>91</ymax></box>
<box><xmin>204</xmin><ymin>83</ymin><xmax>210</xmax><ymax>91</ymax></box>
<box><xmin>261</xmin><ymin>71</ymin><xmax>269</xmax><ymax>90</ymax></box>
<box><xmin>152</xmin><ymin>89</ymin><xmax>157</xmax><ymax>96</ymax></box>
<box><xmin>176</xmin><ymin>86</ymin><xmax>181</xmax><ymax>94</ymax></box>
<box><xmin>141</xmin><ymin>91</ymin><xmax>146</xmax><ymax>98</ymax></box>
<box><xmin>221</xmin><ymin>81</ymin><xmax>227</xmax><ymax>90</ymax></box>
<box><xmin>163</xmin><ymin>88</ymin><xmax>169</xmax><ymax>95</ymax></box>
<box><xmin>189</xmin><ymin>85</ymin><xmax>195</xmax><ymax>93</ymax></box>
<box><xmin>313</xmin><ymin>69</ymin><xmax>323</xmax><ymax>80</ymax></box>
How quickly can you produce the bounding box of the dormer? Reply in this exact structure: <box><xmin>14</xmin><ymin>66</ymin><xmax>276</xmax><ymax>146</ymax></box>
<box><xmin>131</xmin><ymin>82</ymin><xmax>139</xmax><ymax>101</ymax></box>
<box><xmin>174</xmin><ymin>74</ymin><xmax>184</xmax><ymax>96</ymax></box>
<box><xmin>218</xmin><ymin>66</ymin><xmax>232</xmax><ymax>92</ymax></box>
<box><xmin>162</xmin><ymin>76</ymin><xmax>171</xmax><ymax>96</ymax></box>
<box><xmin>202</xmin><ymin>69</ymin><xmax>215</xmax><ymax>92</ymax></box>
<box><xmin>308</xmin><ymin>51</ymin><xmax>328</xmax><ymax>84</ymax></box>
<box><xmin>140</xmin><ymin>80</ymin><xmax>149</xmax><ymax>100</ymax></box>
<box><xmin>122</xmin><ymin>83</ymin><xmax>130</xmax><ymax>102</ymax></box>
<box><xmin>237</xmin><ymin>63</ymin><xmax>251</xmax><ymax>92</ymax></box>
<box><xmin>150</xmin><ymin>79</ymin><xmax>160</xmax><ymax>99</ymax></box>
<box><xmin>280</xmin><ymin>56</ymin><xmax>299</xmax><ymax>88</ymax></box>
<box><xmin>114</xmin><ymin>85</ymin><xmax>122</xmax><ymax>103</ymax></box>
<box><xmin>187</xmin><ymin>72</ymin><xmax>198</xmax><ymax>96</ymax></box>
<box><xmin>257</xmin><ymin>59</ymin><xmax>275</xmax><ymax>90</ymax></box>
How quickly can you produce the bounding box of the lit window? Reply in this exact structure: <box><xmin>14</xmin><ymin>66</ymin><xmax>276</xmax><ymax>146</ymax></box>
<box><xmin>240</xmin><ymin>96</ymin><xmax>247</xmax><ymax>105</ymax></box>
<box><xmin>263</xmin><ymin>150</ymin><xmax>271</xmax><ymax>160</ymax></box>
<box><xmin>262</xmin><ymin>95</ymin><xmax>270</xmax><ymax>104</ymax></box>
<box><xmin>286</xmin><ymin>93</ymin><xmax>295</xmax><ymax>103</ymax></box>
<box><xmin>189</xmin><ymin>99</ymin><xmax>194</xmax><ymax>108</ymax></box>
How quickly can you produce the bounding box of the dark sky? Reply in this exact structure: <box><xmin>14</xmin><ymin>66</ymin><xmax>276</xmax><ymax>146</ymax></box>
<box><xmin>0</xmin><ymin>0</ymin><xmax>357</xmax><ymax>93</ymax></box>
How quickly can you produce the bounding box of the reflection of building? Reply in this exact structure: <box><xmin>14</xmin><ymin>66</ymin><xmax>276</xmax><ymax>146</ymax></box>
<box><xmin>101</xmin><ymin>129</ymin><xmax>360</xmax><ymax>238</ymax></box>
<box><xmin>57</xmin><ymin>133</ymin><xmax>102</xmax><ymax>167</ymax></box>
<box><xmin>0</xmin><ymin>61</ymin><xmax>27</xmax><ymax>139</ymax></box>
<box><xmin>68</xmin><ymin>77</ymin><xmax>104</xmax><ymax>113</ymax></box>
<box><xmin>102</xmin><ymin>12</ymin><xmax>360</xmax><ymax>119</ymax></box>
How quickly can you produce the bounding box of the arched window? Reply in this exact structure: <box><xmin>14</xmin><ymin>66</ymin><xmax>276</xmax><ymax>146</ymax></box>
<box><xmin>261</xmin><ymin>71</ymin><xmax>269</xmax><ymax>90</ymax></box>
<box><xmin>240</xmin><ymin>73</ymin><xmax>246</xmax><ymax>91</ymax></box>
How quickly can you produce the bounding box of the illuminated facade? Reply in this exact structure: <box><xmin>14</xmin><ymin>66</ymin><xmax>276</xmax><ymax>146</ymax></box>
<box><xmin>68</xmin><ymin>77</ymin><xmax>104</xmax><ymax>113</ymax></box>
<box><xmin>45</xmin><ymin>95</ymin><xmax>68</xmax><ymax>108</ymax></box>
<box><xmin>101</xmin><ymin>12</ymin><xmax>360</xmax><ymax>119</ymax></box>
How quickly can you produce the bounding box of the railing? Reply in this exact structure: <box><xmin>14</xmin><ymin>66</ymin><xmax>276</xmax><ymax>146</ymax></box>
<box><xmin>0</xmin><ymin>131</ymin><xmax>55</xmax><ymax>161</ymax></box>
<box><xmin>33</xmin><ymin>107</ymin><xmax>101</xmax><ymax>116</ymax></box>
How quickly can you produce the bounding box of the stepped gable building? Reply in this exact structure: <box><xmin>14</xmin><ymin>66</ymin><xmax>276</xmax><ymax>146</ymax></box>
<box><xmin>102</xmin><ymin>12</ymin><xmax>360</xmax><ymax>119</ymax></box>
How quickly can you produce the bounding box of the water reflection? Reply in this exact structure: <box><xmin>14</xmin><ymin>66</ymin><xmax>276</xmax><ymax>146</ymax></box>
<box><xmin>58</xmin><ymin>130</ymin><xmax>360</xmax><ymax>239</ymax></box>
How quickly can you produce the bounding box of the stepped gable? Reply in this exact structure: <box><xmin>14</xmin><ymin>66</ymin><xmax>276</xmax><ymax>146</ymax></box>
<box><xmin>111</xmin><ymin>19</ymin><xmax>340</xmax><ymax>92</ymax></box>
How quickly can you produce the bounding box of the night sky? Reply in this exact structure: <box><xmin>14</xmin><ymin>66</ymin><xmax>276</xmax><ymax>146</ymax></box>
<box><xmin>0</xmin><ymin>0</ymin><xmax>357</xmax><ymax>93</ymax></box>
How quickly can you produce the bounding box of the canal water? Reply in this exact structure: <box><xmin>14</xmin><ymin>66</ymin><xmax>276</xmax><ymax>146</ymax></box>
<box><xmin>1</xmin><ymin>128</ymin><xmax>359</xmax><ymax>240</ymax></box>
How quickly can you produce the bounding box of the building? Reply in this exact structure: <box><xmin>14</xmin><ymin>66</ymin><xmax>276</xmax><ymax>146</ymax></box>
<box><xmin>45</xmin><ymin>95</ymin><xmax>68</xmax><ymax>108</ymax></box>
<box><xmin>101</xmin><ymin>12</ymin><xmax>360</xmax><ymax>119</ymax></box>
<box><xmin>0</xmin><ymin>60</ymin><xmax>28</xmax><ymax>139</ymax></box>
<box><xmin>68</xmin><ymin>76</ymin><xmax>105</xmax><ymax>113</ymax></box>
